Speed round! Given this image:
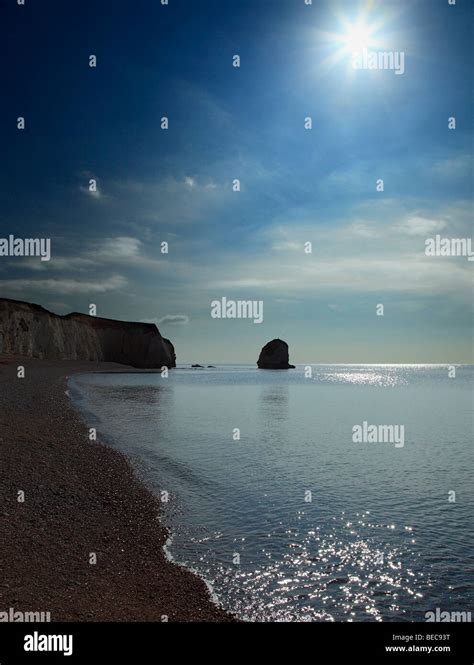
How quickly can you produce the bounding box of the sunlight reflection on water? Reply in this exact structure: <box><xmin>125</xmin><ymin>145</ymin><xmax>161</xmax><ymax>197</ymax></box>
<box><xmin>70</xmin><ymin>364</ymin><xmax>474</xmax><ymax>621</ymax></box>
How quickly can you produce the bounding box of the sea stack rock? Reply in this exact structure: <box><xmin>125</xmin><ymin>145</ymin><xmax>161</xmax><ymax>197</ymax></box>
<box><xmin>0</xmin><ymin>298</ymin><xmax>176</xmax><ymax>369</ymax></box>
<box><xmin>257</xmin><ymin>339</ymin><xmax>295</xmax><ymax>369</ymax></box>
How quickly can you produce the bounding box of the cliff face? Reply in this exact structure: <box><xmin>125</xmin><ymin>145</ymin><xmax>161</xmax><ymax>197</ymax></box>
<box><xmin>257</xmin><ymin>339</ymin><xmax>295</xmax><ymax>369</ymax></box>
<box><xmin>0</xmin><ymin>298</ymin><xmax>176</xmax><ymax>369</ymax></box>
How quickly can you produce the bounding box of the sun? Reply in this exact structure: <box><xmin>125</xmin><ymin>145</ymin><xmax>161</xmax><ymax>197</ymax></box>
<box><xmin>314</xmin><ymin>8</ymin><xmax>390</xmax><ymax>74</ymax></box>
<box><xmin>341</xmin><ymin>22</ymin><xmax>375</xmax><ymax>52</ymax></box>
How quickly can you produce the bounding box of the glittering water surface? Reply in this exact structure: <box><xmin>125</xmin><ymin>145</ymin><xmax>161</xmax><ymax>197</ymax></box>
<box><xmin>70</xmin><ymin>365</ymin><xmax>474</xmax><ymax>621</ymax></box>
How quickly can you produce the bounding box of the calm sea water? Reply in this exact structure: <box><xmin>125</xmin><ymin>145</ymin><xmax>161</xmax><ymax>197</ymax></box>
<box><xmin>69</xmin><ymin>365</ymin><xmax>474</xmax><ymax>622</ymax></box>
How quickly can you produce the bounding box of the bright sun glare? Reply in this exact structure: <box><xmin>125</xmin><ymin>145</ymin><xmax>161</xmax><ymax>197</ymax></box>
<box><xmin>316</xmin><ymin>8</ymin><xmax>390</xmax><ymax>73</ymax></box>
<box><xmin>342</xmin><ymin>23</ymin><xmax>374</xmax><ymax>52</ymax></box>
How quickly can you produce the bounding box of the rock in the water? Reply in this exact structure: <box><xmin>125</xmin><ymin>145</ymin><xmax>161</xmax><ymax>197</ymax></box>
<box><xmin>257</xmin><ymin>339</ymin><xmax>295</xmax><ymax>369</ymax></box>
<box><xmin>0</xmin><ymin>297</ymin><xmax>176</xmax><ymax>369</ymax></box>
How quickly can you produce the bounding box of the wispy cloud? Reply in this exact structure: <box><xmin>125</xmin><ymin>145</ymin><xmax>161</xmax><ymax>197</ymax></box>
<box><xmin>10</xmin><ymin>237</ymin><xmax>165</xmax><ymax>273</ymax></box>
<box><xmin>394</xmin><ymin>216</ymin><xmax>447</xmax><ymax>236</ymax></box>
<box><xmin>142</xmin><ymin>314</ymin><xmax>190</xmax><ymax>326</ymax></box>
<box><xmin>199</xmin><ymin>200</ymin><xmax>472</xmax><ymax>303</ymax></box>
<box><xmin>432</xmin><ymin>154</ymin><xmax>472</xmax><ymax>179</ymax></box>
<box><xmin>1</xmin><ymin>275</ymin><xmax>127</xmax><ymax>295</ymax></box>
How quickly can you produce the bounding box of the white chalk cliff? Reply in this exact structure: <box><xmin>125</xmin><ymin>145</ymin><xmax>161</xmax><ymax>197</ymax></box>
<box><xmin>0</xmin><ymin>298</ymin><xmax>176</xmax><ymax>369</ymax></box>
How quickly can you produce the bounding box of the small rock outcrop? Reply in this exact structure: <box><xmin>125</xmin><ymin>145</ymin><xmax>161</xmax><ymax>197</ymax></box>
<box><xmin>0</xmin><ymin>298</ymin><xmax>176</xmax><ymax>369</ymax></box>
<box><xmin>257</xmin><ymin>339</ymin><xmax>295</xmax><ymax>369</ymax></box>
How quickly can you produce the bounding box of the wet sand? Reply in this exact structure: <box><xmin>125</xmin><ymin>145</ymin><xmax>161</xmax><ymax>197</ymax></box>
<box><xmin>0</xmin><ymin>357</ymin><xmax>233</xmax><ymax>621</ymax></box>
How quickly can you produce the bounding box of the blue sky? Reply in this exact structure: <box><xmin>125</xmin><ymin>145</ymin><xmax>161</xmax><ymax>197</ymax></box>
<box><xmin>1</xmin><ymin>0</ymin><xmax>473</xmax><ymax>363</ymax></box>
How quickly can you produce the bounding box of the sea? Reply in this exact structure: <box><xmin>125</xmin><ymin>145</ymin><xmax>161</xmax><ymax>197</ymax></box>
<box><xmin>69</xmin><ymin>364</ymin><xmax>474</xmax><ymax>622</ymax></box>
